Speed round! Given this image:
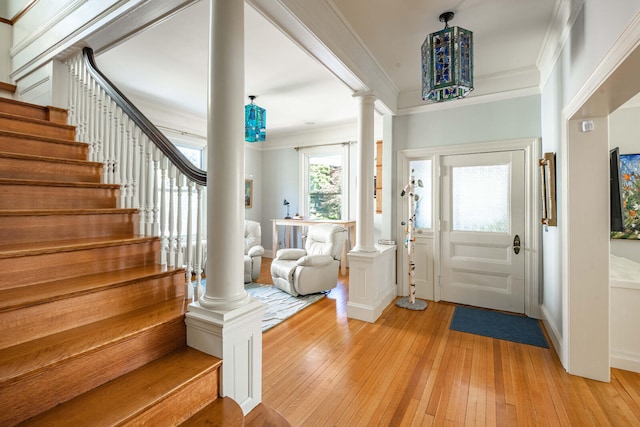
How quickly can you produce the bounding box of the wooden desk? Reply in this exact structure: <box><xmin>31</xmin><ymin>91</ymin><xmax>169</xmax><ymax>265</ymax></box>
<box><xmin>271</xmin><ymin>219</ymin><xmax>356</xmax><ymax>275</ymax></box>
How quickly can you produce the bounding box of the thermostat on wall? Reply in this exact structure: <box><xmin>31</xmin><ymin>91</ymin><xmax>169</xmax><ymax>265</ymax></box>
<box><xmin>581</xmin><ymin>120</ymin><xmax>594</xmax><ymax>132</ymax></box>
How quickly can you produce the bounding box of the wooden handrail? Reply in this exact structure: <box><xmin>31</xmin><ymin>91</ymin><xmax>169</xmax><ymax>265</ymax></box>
<box><xmin>82</xmin><ymin>47</ymin><xmax>206</xmax><ymax>186</ymax></box>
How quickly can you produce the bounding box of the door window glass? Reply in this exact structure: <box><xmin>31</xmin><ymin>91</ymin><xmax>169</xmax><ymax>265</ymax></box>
<box><xmin>452</xmin><ymin>164</ymin><xmax>508</xmax><ymax>232</ymax></box>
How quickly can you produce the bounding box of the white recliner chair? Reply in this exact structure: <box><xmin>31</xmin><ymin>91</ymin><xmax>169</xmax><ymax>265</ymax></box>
<box><xmin>244</xmin><ymin>220</ymin><xmax>265</xmax><ymax>283</ymax></box>
<box><xmin>270</xmin><ymin>223</ymin><xmax>347</xmax><ymax>296</ymax></box>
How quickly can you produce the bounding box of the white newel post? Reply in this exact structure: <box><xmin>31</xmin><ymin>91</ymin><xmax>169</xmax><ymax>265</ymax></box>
<box><xmin>347</xmin><ymin>93</ymin><xmax>397</xmax><ymax>323</ymax></box>
<box><xmin>185</xmin><ymin>0</ymin><xmax>265</xmax><ymax>415</ymax></box>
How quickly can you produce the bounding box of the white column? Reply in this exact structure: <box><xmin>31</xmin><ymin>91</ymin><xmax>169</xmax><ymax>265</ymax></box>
<box><xmin>186</xmin><ymin>0</ymin><xmax>264</xmax><ymax>414</ymax></box>
<box><xmin>200</xmin><ymin>0</ymin><xmax>249</xmax><ymax>310</ymax></box>
<box><xmin>352</xmin><ymin>92</ymin><xmax>377</xmax><ymax>253</ymax></box>
<box><xmin>347</xmin><ymin>92</ymin><xmax>397</xmax><ymax>323</ymax></box>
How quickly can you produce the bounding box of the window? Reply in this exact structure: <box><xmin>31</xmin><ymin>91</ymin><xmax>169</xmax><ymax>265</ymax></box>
<box><xmin>176</xmin><ymin>144</ymin><xmax>203</xmax><ymax>169</ymax></box>
<box><xmin>409</xmin><ymin>159</ymin><xmax>433</xmax><ymax>229</ymax></box>
<box><xmin>162</xmin><ymin>142</ymin><xmax>205</xmax><ymax>238</ymax></box>
<box><xmin>300</xmin><ymin>145</ymin><xmax>348</xmax><ymax>220</ymax></box>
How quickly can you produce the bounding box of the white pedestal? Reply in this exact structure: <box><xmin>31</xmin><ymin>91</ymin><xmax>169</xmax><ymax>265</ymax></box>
<box><xmin>347</xmin><ymin>244</ymin><xmax>397</xmax><ymax>323</ymax></box>
<box><xmin>185</xmin><ymin>298</ymin><xmax>265</xmax><ymax>414</ymax></box>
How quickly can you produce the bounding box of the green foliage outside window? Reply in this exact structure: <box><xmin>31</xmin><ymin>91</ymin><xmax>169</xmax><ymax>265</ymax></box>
<box><xmin>308</xmin><ymin>163</ymin><xmax>341</xmax><ymax>219</ymax></box>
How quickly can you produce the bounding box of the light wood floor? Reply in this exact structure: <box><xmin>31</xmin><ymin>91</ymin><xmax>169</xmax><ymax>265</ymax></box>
<box><xmin>253</xmin><ymin>258</ymin><xmax>640</xmax><ymax>426</ymax></box>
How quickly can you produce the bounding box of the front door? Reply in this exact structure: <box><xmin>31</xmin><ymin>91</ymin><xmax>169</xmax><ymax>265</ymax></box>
<box><xmin>440</xmin><ymin>150</ymin><xmax>525</xmax><ymax>313</ymax></box>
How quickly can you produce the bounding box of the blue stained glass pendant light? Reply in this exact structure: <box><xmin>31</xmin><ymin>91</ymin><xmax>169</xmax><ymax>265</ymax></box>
<box><xmin>245</xmin><ymin>95</ymin><xmax>266</xmax><ymax>142</ymax></box>
<box><xmin>422</xmin><ymin>11</ymin><xmax>473</xmax><ymax>102</ymax></box>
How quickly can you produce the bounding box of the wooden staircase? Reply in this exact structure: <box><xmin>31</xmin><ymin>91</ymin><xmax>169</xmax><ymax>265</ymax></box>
<box><xmin>0</xmin><ymin>97</ymin><xmax>243</xmax><ymax>426</ymax></box>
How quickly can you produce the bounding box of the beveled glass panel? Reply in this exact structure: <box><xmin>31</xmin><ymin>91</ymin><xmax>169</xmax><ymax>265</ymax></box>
<box><xmin>452</xmin><ymin>164</ymin><xmax>508</xmax><ymax>232</ymax></box>
<box><xmin>409</xmin><ymin>159</ymin><xmax>432</xmax><ymax>229</ymax></box>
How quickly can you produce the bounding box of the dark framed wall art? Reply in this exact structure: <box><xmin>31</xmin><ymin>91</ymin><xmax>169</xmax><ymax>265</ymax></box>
<box><xmin>245</xmin><ymin>179</ymin><xmax>253</xmax><ymax>209</ymax></box>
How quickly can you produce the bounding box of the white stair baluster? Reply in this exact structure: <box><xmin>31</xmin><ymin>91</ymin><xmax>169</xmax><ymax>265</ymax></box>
<box><xmin>194</xmin><ymin>184</ymin><xmax>204</xmax><ymax>299</ymax></box>
<box><xmin>166</xmin><ymin>162</ymin><xmax>176</xmax><ymax>268</ymax></box>
<box><xmin>130</xmin><ymin>125</ymin><xmax>140</xmax><ymax>210</ymax></box>
<box><xmin>185</xmin><ymin>180</ymin><xmax>194</xmax><ymax>297</ymax></box>
<box><xmin>175</xmin><ymin>172</ymin><xmax>184</xmax><ymax>269</ymax></box>
<box><xmin>66</xmin><ymin>50</ymin><xmax>208</xmax><ymax>301</ymax></box>
<box><xmin>138</xmin><ymin>135</ymin><xmax>149</xmax><ymax>234</ymax></box>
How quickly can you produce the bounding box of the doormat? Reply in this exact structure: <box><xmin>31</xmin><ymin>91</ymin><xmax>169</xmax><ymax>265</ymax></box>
<box><xmin>449</xmin><ymin>306</ymin><xmax>549</xmax><ymax>348</ymax></box>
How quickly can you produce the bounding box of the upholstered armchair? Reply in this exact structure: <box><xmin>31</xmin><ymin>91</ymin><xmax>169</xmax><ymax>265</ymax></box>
<box><xmin>270</xmin><ymin>223</ymin><xmax>347</xmax><ymax>296</ymax></box>
<box><xmin>244</xmin><ymin>220</ymin><xmax>265</xmax><ymax>283</ymax></box>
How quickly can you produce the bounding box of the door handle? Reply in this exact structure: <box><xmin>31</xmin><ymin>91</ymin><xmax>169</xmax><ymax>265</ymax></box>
<box><xmin>513</xmin><ymin>235</ymin><xmax>521</xmax><ymax>254</ymax></box>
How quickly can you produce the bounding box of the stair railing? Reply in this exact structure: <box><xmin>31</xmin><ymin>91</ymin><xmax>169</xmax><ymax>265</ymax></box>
<box><xmin>66</xmin><ymin>47</ymin><xmax>207</xmax><ymax>297</ymax></box>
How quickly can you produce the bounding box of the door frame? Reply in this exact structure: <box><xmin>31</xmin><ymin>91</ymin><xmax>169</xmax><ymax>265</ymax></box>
<box><xmin>397</xmin><ymin>138</ymin><xmax>541</xmax><ymax>318</ymax></box>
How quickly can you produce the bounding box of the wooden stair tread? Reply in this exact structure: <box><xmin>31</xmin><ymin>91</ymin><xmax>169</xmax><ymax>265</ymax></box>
<box><xmin>0</xmin><ymin>97</ymin><xmax>44</xmax><ymax>109</ymax></box>
<box><xmin>0</xmin><ymin>297</ymin><xmax>187</xmax><ymax>384</ymax></box>
<box><xmin>0</xmin><ymin>110</ymin><xmax>74</xmax><ymax>130</ymax></box>
<box><xmin>0</xmin><ymin>150</ymin><xmax>102</xmax><ymax>166</ymax></box>
<box><xmin>0</xmin><ymin>264</ymin><xmax>179</xmax><ymax>313</ymax></box>
<box><xmin>0</xmin><ymin>128</ymin><xmax>85</xmax><ymax>147</ymax></box>
<box><xmin>0</xmin><ymin>177</ymin><xmax>119</xmax><ymax>188</ymax></box>
<box><xmin>0</xmin><ymin>97</ymin><xmax>66</xmax><ymax>122</ymax></box>
<box><xmin>180</xmin><ymin>397</ymin><xmax>245</xmax><ymax>427</ymax></box>
<box><xmin>0</xmin><ymin>235</ymin><xmax>157</xmax><ymax>258</ymax></box>
<box><xmin>0</xmin><ymin>208</ymin><xmax>137</xmax><ymax>216</ymax></box>
<box><xmin>19</xmin><ymin>346</ymin><xmax>221</xmax><ymax>427</ymax></box>
<box><xmin>0</xmin><ymin>82</ymin><xmax>17</xmax><ymax>93</ymax></box>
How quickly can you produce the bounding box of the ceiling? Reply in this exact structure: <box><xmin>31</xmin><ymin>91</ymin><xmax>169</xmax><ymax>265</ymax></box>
<box><xmin>97</xmin><ymin>0</ymin><xmax>560</xmax><ymax>137</ymax></box>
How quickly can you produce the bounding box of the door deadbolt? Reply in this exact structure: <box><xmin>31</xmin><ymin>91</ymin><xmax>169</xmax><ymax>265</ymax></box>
<box><xmin>513</xmin><ymin>235</ymin><xmax>521</xmax><ymax>254</ymax></box>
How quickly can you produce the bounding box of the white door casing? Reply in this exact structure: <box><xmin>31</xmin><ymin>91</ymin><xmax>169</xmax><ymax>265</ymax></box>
<box><xmin>396</xmin><ymin>138</ymin><xmax>540</xmax><ymax>318</ymax></box>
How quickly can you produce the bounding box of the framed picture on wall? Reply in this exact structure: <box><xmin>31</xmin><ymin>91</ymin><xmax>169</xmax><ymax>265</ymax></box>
<box><xmin>612</xmin><ymin>153</ymin><xmax>640</xmax><ymax>239</ymax></box>
<box><xmin>245</xmin><ymin>179</ymin><xmax>253</xmax><ymax>209</ymax></box>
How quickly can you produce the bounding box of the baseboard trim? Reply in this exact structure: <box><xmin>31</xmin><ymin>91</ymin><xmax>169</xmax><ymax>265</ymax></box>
<box><xmin>346</xmin><ymin>285</ymin><xmax>396</xmax><ymax>323</ymax></box>
<box><xmin>540</xmin><ymin>304</ymin><xmax>565</xmax><ymax>366</ymax></box>
<box><xmin>611</xmin><ymin>350</ymin><xmax>640</xmax><ymax>373</ymax></box>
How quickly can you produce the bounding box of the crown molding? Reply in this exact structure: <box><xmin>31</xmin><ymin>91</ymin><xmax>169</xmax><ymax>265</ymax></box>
<box><xmin>537</xmin><ymin>0</ymin><xmax>586</xmax><ymax>90</ymax></box>
<box><xmin>398</xmin><ymin>65</ymin><xmax>541</xmax><ymax>114</ymax></box>
<box><xmin>398</xmin><ymin>86</ymin><xmax>540</xmax><ymax>117</ymax></box>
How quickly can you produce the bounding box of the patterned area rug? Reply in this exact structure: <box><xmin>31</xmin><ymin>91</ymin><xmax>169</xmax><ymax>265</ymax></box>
<box><xmin>245</xmin><ymin>283</ymin><xmax>325</xmax><ymax>332</ymax></box>
<box><xmin>195</xmin><ymin>280</ymin><xmax>324</xmax><ymax>332</ymax></box>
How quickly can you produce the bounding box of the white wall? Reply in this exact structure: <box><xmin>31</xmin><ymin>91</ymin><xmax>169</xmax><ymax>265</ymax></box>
<box><xmin>394</xmin><ymin>95</ymin><xmax>541</xmax><ymax>152</ymax></box>
<box><xmin>539</xmin><ymin>0</ymin><xmax>640</xmax><ymax>379</ymax></box>
<box><xmin>0</xmin><ymin>22</ymin><xmax>11</xmax><ymax>85</ymax></box>
<box><xmin>4</xmin><ymin>0</ymin><xmax>38</xmax><ymax>22</ymax></box>
<box><xmin>261</xmin><ymin>148</ymin><xmax>300</xmax><ymax>256</ymax></box>
<box><xmin>540</xmin><ymin>60</ymin><xmax>565</xmax><ymax>350</ymax></box>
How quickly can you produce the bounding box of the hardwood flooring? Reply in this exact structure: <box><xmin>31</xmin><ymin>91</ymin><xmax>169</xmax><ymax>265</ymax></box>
<box><xmin>253</xmin><ymin>258</ymin><xmax>640</xmax><ymax>426</ymax></box>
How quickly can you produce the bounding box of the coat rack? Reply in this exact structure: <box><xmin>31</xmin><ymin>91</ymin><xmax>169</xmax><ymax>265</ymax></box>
<box><xmin>396</xmin><ymin>170</ymin><xmax>427</xmax><ymax>311</ymax></box>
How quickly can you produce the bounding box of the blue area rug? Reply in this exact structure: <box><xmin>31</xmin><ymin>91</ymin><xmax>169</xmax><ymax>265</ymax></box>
<box><xmin>194</xmin><ymin>280</ymin><xmax>324</xmax><ymax>332</ymax></box>
<box><xmin>449</xmin><ymin>306</ymin><xmax>549</xmax><ymax>348</ymax></box>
